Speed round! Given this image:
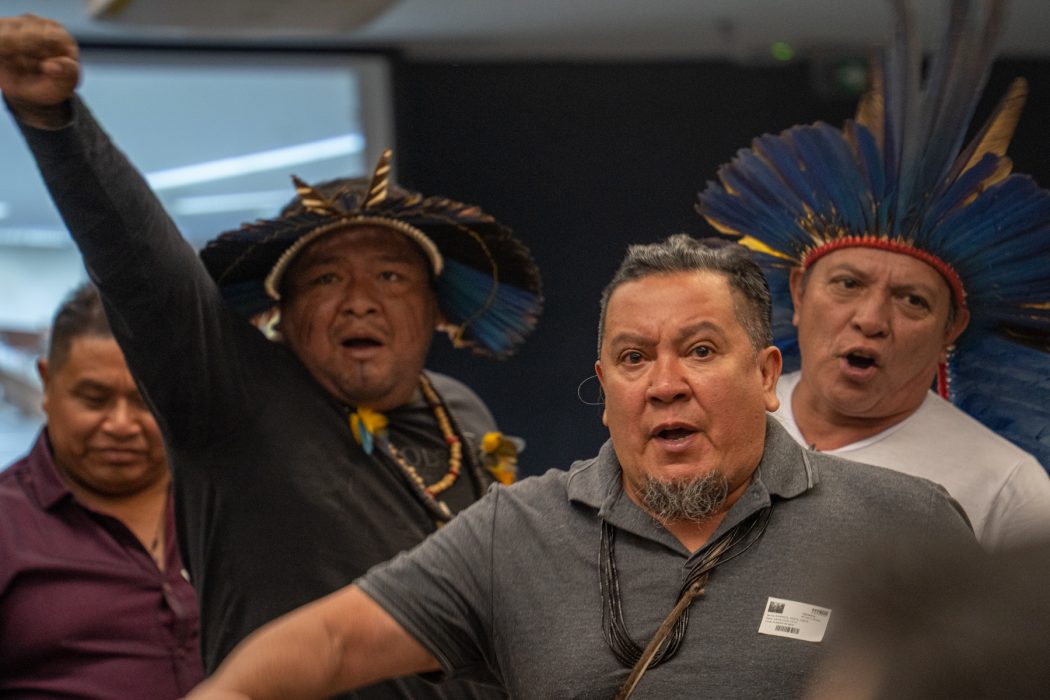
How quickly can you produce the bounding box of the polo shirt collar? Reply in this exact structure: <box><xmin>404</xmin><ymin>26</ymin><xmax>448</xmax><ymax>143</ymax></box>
<box><xmin>565</xmin><ymin>416</ymin><xmax>820</xmax><ymax>546</ymax></box>
<box><xmin>566</xmin><ymin>440</ymin><xmax>685</xmax><ymax>550</ymax></box>
<box><xmin>754</xmin><ymin>416</ymin><xmax>819</xmax><ymax>499</ymax></box>
<box><xmin>707</xmin><ymin>417</ymin><xmax>819</xmax><ymax>540</ymax></box>
<box><xmin>565</xmin><ymin>439</ymin><xmax>620</xmax><ymax>512</ymax></box>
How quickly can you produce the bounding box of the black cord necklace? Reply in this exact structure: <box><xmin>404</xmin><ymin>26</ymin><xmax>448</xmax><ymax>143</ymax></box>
<box><xmin>600</xmin><ymin>505</ymin><xmax>772</xmax><ymax>697</ymax></box>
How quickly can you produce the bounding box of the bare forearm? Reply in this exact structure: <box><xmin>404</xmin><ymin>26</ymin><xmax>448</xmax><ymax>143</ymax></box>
<box><xmin>191</xmin><ymin>606</ymin><xmax>351</xmax><ymax>699</ymax></box>
<box><xmin>187</xmin><ymin>586</ymin><xmax>440</xmax><ymax>700</ymax></box>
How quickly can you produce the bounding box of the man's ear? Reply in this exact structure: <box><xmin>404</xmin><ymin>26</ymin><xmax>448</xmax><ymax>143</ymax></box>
<box><xmin>37</xmin><ymin>358</ymin><xmax>50</xmax><ymax>413</ymax></box>
<box><xmin>941</xmin><ymin>305</ymin><xmax>971</xmax><ymax>363</ymax></box>
<box><xmin>946</xmin><ymin>306</ymin><xmax>971</xmax><ymax>346</ymax></box>
<box><xmin>595</xmin><ymin>360</ymin><xmax>609</xmax><ymax>427</ymax></box>
<box><xmin>788</xmin><ymin>266</ymin><xmax>806</xmax><ymax>327</ymax></box>
<box><xmin>758</xmin><ymin>346</ymin><xmax>783</xmax><ymax>413</ymax></box>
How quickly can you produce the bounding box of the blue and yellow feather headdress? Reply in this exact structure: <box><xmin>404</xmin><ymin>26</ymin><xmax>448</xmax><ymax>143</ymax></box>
<box><xmin>200</xmin><ymin>149</ymin><xmax>543</xmax><ymax>359</ymax></box>
<box><xmin>698</xmin><ymin>0</ymin><xmax>1050</xmax><ymax>464</ymax></box>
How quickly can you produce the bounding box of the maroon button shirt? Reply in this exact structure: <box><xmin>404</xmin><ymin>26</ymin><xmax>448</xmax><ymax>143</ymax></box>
<box><xmin>0</xmin><ymin>430</ymin><xmax>204</xmax><ymax>698</ymax></box>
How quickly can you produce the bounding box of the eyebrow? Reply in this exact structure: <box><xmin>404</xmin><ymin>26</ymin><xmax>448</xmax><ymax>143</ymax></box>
<box><xmin>298</xmin><ymin>255</ymin><xmax>341</xmax><ymax>268</ymax></box>
<box><xmin>826</xmin><ymin>262</ymin><xmax>941</xmax><ymax>298</ymax></box>
<box><xmin>606</xmin><ymin>331</ymin><xmax>653</xmax><ymax>349</ymax></box>
<box><xmin>606</xmin><ymin>320</ymin><xmax>727</xmax><ymax>349</ymax></box>
<box><xmin>675</xmin><ymin>320</ymin><xmax>727</xmax><ymax>342</ymax></box>
<box><xmin>824</xmin><ymin>261</ymin><xmax>868</xmax><ymax>280</ymax></box>
<box><xmin>72</xmin><ymin>379</ymin><xmax>113</xmax><ymax>394</ymax></box>
<box><xmin>298</xmin><ymin>252</ymin><xmax>419</xmax><ymax>269</ymax></box>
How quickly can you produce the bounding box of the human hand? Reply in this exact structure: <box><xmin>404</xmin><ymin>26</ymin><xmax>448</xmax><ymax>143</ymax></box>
<box><xmin>0</xmin><ymin>14</ymin><xmax>79</xmax><ymax>127</ymax></box>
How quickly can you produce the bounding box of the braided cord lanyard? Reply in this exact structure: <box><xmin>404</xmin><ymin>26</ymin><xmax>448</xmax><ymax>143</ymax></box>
<box><xmin>600</xmin><ymin>506</ymin><xmax>773</xmax><ymax>699</ymax></box>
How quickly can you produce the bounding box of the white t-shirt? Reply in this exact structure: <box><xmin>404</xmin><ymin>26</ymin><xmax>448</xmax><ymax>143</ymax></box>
<box><xmin>773</xmin><ymin>370</ymin><xmax>1050</xmax><ymax>549</ymax></box>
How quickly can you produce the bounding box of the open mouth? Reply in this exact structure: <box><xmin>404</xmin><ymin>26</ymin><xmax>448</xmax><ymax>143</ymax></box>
<box><xmin>845</xmin><ymin>352</ymin><xmax>877</xmax><ymax>370</ymax></box>
<box><xmin>656</xmin><ymin>427</ymin><xmax>695</xmax><ymax>441</ymax></box>
<box><xmin>341</xmin><ymin>338</ymin><xmax>383</xmax><ymax>349</ymax></box>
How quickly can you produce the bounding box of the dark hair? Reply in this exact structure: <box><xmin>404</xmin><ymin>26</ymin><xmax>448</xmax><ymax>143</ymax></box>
<box><xmin>47</xmin><ymin>283</ymin><xmax>112</xmax><ymax>369</ymax></box>
<box><xmin>596</xmin><ymin>234</ymin><xmax>773</xmax><ymax>356</ymax></box>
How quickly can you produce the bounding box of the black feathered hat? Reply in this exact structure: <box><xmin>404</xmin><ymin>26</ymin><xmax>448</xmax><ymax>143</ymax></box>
<box><xmin>200</xmin><ymin>149</ymin><xmax>543</xmax><ymax>358</ymax></box>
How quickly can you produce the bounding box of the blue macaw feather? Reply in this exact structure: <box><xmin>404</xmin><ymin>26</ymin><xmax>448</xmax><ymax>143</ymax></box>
<box><xmin>794</xmin><ymin>125</ymin><xmax>874</xmax><ymax>234</ymax></box>
<box><xmin>884</xmin><ymin>4</ymin><xmax>925</xmax><ymax>225</ymax></box>
<box><xmin>700</xmin><ymin>179</ymin><xmax>803</xmax><ymax>249</ymax></box>
<box><xmin>942</xmin><ymin>178</ymin><xmax>1050</xmax><ymax>262</ymax></box>
<box><xmin>359</xmin><ymin>425</ymin><xmax>374</xmax><ymax>455</ymax></box>
<box><xmin>717</xmin><ymin>158</ymin><xmax>803</xmax><ymax>223</ymax></box>
<box><xmin>753</xmin><ymin>131</ymin><xmax>825</xmax><ymax>215</ymax></box>
<box><xmin>922</xmin><ymin>153</ymin><xmax>1002</xmax><ymax>228</ymax></box>
<box><xmin>911</xmin><ymin>5</ymin><xmax>986</xmax><ymax>196</ymax></box>
<box><xmin>727</xmin><ymin>147</ymin><xmax>810</xmax><ymax>219</ymax></box>
<box><xmin>436</xmin><ymin>259</ymin><xmax>542</xmax><ymax>357</ymax></box>
<box><xmin>950</xmin><ymin>336</ymin><xmax>1050</xmax><ymax>466</ymax></box>
<box><xmin>846</xmin><ymin>122</ymin><xmax>887</xmax><ymax>201</ymax></box>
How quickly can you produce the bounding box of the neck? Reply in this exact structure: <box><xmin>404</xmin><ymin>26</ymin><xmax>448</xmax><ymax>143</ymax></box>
<box><xmin>63</xmin><ymin>472</ymin><xmax>171</xmax><ymax>568</ymax></box>
<box><xmin>660</xmin><ymin>513</ymin><xmax>729</xmax><ymax>553</ymax></box>
<box><xmin>790</xmin><ymin>380</ymin><xmax>918</xmax><ymax>451</ymax></box>
<box><xmin>68</xmin><ymin>472</ymin><xmax>170</xmax><ymax>519</ymax></box>
<box><xmin>337</xmin><ymin>372</ymin><xmax>424</xmax><ymax>413</ymax></box>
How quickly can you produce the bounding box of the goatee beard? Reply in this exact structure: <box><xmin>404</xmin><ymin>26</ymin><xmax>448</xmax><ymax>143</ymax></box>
<box><xmin>640</xmin><ymin>471</ymin><xmax>729</xmax><ymax>524</ymax></box>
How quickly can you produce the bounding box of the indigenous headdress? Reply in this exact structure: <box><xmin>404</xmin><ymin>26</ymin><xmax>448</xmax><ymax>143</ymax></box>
<box><xmin>697</xmin><ymin>1</ymin><xmax>1050</xmax><ymax>464</ymax></box>
<box><xmin>200</xmin><ymin>149</ymin><xmax>543</xmax><ymax>358</ymax></box>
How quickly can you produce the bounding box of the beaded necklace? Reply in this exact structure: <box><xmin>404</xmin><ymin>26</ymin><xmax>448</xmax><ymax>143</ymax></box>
<box><xmin>350</xmin><ymin>374</ymin><xmax>469</xmax><ymax>523</ymax></box>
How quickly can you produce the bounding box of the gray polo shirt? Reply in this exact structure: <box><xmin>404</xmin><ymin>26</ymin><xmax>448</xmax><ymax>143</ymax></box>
<box><xmin>359</xmin><ymin>418</ymin><xmax>974</xmax><ymax>699</ymax></box>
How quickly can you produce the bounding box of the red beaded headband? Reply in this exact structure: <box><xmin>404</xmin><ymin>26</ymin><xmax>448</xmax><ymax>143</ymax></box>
<box><xmin>801</xmin><ymin>236</ymin><xmax>968</xmax><ymax>310</ymax></box>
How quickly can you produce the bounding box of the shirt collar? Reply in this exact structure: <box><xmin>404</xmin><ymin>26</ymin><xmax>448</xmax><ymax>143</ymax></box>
<box><xmin>755</xmin><ymin>416</ymin><xmax>820</xmax><ymax>499</ymax></box>
<box><xmin>23</xmin><ymin>429</ymin><xmax>76</xmax><ymax>510</ymax></box>
<box><xmin>565</xmin><ymin>439</ymin><xmax>620</xmax><ymax>511</ymax></box>
<box><xmin>706</xmin><ymin>417</ymin><xmax>819</xmax><ymax>540</ymax></box>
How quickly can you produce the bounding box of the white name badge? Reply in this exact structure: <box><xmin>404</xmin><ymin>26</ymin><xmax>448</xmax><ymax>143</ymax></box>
<box><xmin>757</xmin><ymin>597</ymin><xmax>832</xmax><ymax>643</ymax></box>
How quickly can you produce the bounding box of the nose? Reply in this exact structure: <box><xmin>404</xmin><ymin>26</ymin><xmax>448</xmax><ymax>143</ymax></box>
<box><xmin>850</xmin><ymin>291</ymin><xmax>890</xmax><ymax>337</ymax></box>
<box><xmin>339</xmin><ymin>277</ymin><xmax>380</xmax><ymax>317</ymax></box>
<box><xmin>644</xmin><ymin>356</ymin><xmax>691</xmax><ymax>404</ymax></box>
<box><xmin>102</xmin><ymin>399</ymin><xmax>144</xmax><ymax>439</ymax></box>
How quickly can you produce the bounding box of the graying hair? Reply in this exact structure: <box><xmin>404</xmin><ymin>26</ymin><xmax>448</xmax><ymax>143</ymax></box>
<box><xmin>597</xmin><ymin>234</ymin><xmax>773</xmax><ymax>356</ymax></box>
<box><xmin>640</xmin><ymin>471</ymin><xmax>730</xmax><ymax>524</ymax></box>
